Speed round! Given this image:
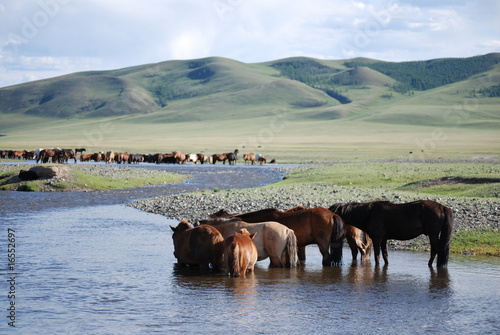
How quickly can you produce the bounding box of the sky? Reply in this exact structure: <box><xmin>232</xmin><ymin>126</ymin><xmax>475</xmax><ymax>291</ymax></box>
<box><xmin>1</xmin><ymin>0</ymin><xmax>499</xmax><ymax>88</ymax></box>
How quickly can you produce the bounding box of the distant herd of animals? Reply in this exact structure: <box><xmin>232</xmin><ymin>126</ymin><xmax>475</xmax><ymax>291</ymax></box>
<box><xmin>171</xmin><ymin>200</ymin><xmax>454</xmax><ymax>277</ymax></box>
<box><xmin>0</xmin><ymin>148</ymin><xmax>273</xmax><ymax>165</ymax></box>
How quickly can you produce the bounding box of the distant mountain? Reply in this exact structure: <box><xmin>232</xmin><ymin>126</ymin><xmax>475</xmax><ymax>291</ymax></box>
<box><xmin>0</xmin><ymin>53</ymin><xmax>499</xmax><ymax>124</ymax></box>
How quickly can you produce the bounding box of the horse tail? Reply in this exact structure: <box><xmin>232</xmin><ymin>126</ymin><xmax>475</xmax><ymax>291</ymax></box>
<box><xmin>230</xmin><ymin>243</ymin><xmax>241</xmax><ymax>277</ymax></box>
<box><xmin>364</xmin><ymin>232</ymin><xmax>373</xmax><ymax>258</ymax></box>
<box><xmin>284</xmin><ymin>230</ymin><xmax>298</xmax><ymax>268</ymax></box>
<box><xmin>437</xmin><ymin>206</ymin><xmax>454</xmax><ymax>267</ymax></box>
<box><xmin>330</xmin><ymin>214</ymin><xmax>346</xmax><ymax>266</ymax></box>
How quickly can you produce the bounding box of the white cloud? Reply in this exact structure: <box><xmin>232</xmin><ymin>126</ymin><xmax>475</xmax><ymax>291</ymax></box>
<box><xmin>0</xmin><ymin>0</ymin><xmax>499</xmax><ymax>87</ymax></box>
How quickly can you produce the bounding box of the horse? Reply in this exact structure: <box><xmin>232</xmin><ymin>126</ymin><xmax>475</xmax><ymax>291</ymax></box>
<box><xmin>211</xmin><ymin>153</ymin><xmax>228</xmax><ymax>164</ymax></box>
<box><xmin>196</xmin><ymin>218</ymin><xmax>298</xmax><ymax>268</ymax></box>
<box><xmin>80</xmin><ymin>153</ymin><xmax>92</xmax><ymax>162</ymax></box>
<box><xmin>223</xmin><ymin>228</ymin><xmax>258</xmax><ymax>277</ymax></box>
<box><xmin>286</xmin><ymin>206</ymin><xmax>372</xmax><ymax>262</ymax></box>
<box><xmin>173</xmin><ymin>151</ymin><xmax>186</xmax><ymax>164</ymax></box>
<box><xmin>226</xmin><ymin>149</ymin><xmax>239</xmax><ymax>165</ymax></box>
<box><xmin>197</xmin><ymin>153</ymin><xmax>210</xmax><ymax>164</ymax></box>
<box><xmin>38</xmin><ymin>149</ymin><xmax>56</xmax><ymax>163</ymax></box>
<box><xmin>209</xmin><ymin>207</ymin><xmax>345</xmax><ymax>266</ymax></box>
<box><xmin>75</xmin><ymin>148</ymin><xmax>86</xmax><ymax>154</ymax></box>
<box><xmin>186</xmin><ymin>153</ymin><xmax>199</xmax><ymax>164</ymax></box>
<box><xmin>170</xmin><ymin>220</ymin><xmax>224</xmax><ymax>272</ymax></box>
<box><xmin>329</xmin><ymin>200</ymin><xmax>454</xmax><ymax>267</ymax></box>
<box><xmin>105</xmin><ymin>151</ymin><xmax>115</xmax><ymax>164</ymax></box>
<box><xmin>243</xmin><ymin>153</ymin><xmax>255</xmax><ymax>165</ymax></box>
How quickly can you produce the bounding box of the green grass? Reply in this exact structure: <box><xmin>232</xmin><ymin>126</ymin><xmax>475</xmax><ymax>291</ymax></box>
<box><xmin>0</xmin><ymin>165</ymin><xmax>186</xmax><ymax>191</ymax></box>
<box><xmin>279</xmin><ymin>162</ymin><xmax>500</xmax><ymax>198</ymax></box>
<box><xmin>69</xmin><ymin>169</ymin><xmax>185</xmax><ymax>191</ymax></box>
<box><xmin>451</xmin><ymin>228</ymin><xmax>500</xmax><ymax>256</ymax></box>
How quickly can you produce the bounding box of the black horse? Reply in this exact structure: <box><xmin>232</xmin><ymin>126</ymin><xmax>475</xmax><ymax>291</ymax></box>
<box><xmin>330</xmin><ymin>200</ymin><xmax>453</xmax><ymax>267</ymax></box>
<box><xmin>226</xmin><ymin>149</ymin><xmax>239</xmax><ymax>165</ymax></box>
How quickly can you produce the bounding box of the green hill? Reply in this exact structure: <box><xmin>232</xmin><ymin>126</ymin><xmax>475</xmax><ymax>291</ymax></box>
<box><xmin>1</xmin><ymin>54</ymin><xmax>499</xmax><ymax>157</ymax></box>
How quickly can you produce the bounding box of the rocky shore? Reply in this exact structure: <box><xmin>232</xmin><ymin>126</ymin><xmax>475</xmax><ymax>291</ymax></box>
<box><xmin>129</xmin><ymin>182</ymin><xmax>500</xmax><ymax>252</ymax></box>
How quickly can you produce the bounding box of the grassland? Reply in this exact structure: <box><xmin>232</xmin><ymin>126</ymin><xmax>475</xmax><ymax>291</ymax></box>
<box><xmin>0</xmin><ymin>164</ymin><xmax>186</xmax><ymax>191</ymax></box>
<box><xmin>1</xmin><ymin>54</ymin><xmax>499</xmax><ymax>256</ymax></box>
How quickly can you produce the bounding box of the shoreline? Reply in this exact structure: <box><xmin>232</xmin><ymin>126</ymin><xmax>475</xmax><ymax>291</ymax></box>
<box><xmin>129</xmin><ymin>184</ymin><xmax>500</xmax><ymax>255</ymax></box>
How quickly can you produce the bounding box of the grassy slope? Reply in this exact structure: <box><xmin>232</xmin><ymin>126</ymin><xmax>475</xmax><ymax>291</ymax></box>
<box><xmin>1</xmin><ymin>56</ymin><xmax>499</xmax><ymax>158</ymax></box>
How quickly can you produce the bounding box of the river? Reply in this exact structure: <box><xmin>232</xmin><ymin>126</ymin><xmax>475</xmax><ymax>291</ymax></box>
<box><xmin>0</xmin><ymin>163</ymin><xmax>498</xmax><ymax>334</ymax></box>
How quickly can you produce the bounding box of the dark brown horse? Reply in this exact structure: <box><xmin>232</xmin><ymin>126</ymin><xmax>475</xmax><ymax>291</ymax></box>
<box><xmin>223</xmin><ymin>228</ymin><xmax>259</xmax><ymax>277</ymax></box>
<box><xmin>329</xmin><ymin>200</ymin><xmax>453</xmax><ymax>267</ymax></box>
<box><xmin>211</xmin><ymin>153</ymin><xmax>228</xmax><ymax>164</ymax></box>
<box><xmin>170</xmin><ymin>220</ymin><xmax>224</xmax><ymax>272</ymax></box>
<box><xmin>209</xmin><ymin>207</ymin><xmax>345</xmax><ymax>266</ymax></box>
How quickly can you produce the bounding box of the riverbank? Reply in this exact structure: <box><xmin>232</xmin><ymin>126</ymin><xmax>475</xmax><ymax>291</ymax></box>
<box><xmin>0</xmin><ymin>164</ymin><xmax>186</xmax><ymax>191</ymax></box>
<box><xmin>129</xmin><ymin>182</ymin><xmax>500</xmax><ymax>256</ymax></box>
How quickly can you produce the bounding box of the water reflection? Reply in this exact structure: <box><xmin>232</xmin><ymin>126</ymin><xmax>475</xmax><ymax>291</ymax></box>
<box><xmin>429</xmin><ymin>267</ymin><xmax>452</xmax><ymax>294</ymax></box>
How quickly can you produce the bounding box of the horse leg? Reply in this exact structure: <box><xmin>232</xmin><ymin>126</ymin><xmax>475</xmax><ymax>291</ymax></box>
<box><xmin>297</xmin><ymin>246</ymin><xmax>306</xmax><ymax>265</ymax></box>
<box><xmin>268</xmin><ymin>254</ymin><xmax>283</xmax><ymax>267</ymax></box>
<box><xmin>428</xmin><ymin>234</ymin><xmax>439</xmax><ymax>267</ymax></box>
<box><xmin>373</xmin><ymin>238</ymin><xmax>381</xmax><ymax>266</ymax></box>
<box><xmin>317</xmin><ymin>240</ymin><xmax>332</xmax><ymax>266</ymax></box>
<box><xmin>345</xmin><ymin>231</ymin><xmax>359</xmax><ymax>261</ymax></box>
<box><xmin>381</xmin><ymin>238</ymin><xmax>389</xmax><ymax>265</ymax></box>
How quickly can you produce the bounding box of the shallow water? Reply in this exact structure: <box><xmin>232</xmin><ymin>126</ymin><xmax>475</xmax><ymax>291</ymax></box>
<box><xmin>0</xmin><ymin>164</ymin><xmax>499</xmax><ymax>334</ymax></box>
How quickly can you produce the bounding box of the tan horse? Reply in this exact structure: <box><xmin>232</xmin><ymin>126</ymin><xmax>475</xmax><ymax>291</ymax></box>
<box><xmin>170</xmin><ymin>220</ymin><xmax>224</xmax><ymax>272</ymax></box>
<box><xmin>243</xmin><ymin>153</ymin><xmax>255</xmax><ymax>165</ymax></box>
<box><xmin>197</xmin><ymin>218</ymin><xmax>298</xmax><ymax>268</ymax></box>
<box><xmin>224</xmin><ymin>228</ymin><xmax>258</xmax><ymax>277</ymax></box>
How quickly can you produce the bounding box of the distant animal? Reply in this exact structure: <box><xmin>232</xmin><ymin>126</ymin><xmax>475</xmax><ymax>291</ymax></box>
<box><xmin>38</xmin><ymin>149</ymin><xmax>56</xmax><ymax>163</ymax></box>
<box><xmin>173</xmin><ymin>151</ymin><xmax>186</xmax><ymax>164</ymax></box>
<box><xmin>75</xmin><ymin>148</ymin><xmax>86</xmax><ymax>154</ymax></box>
<box><xmin>128</xmin><ymin>154</ymin><xmax>143</xmax><ymax>164</ymax></box>
<box><xmin>226</xmin><ymin>149</ymin><xmax>239</xmax><ymax>165</ymax></box>
<box><xmin>115</xmin><ymin>152</ymin><xmax>130</xmax><ymax>164</ymax></box>
<box><xmin>197</xmin><ymin>153</ymin><xmax>210</xmax><ymax>164</ymax></box>
<box><xmin>197</xmin><ymin>218</ymin><xmax>298</xmax><ymax>268</ymax></box>
<box><xmin>161</xmin><ymin>154</ymin><xmax>177</xmax><ymax>164</ymax></box>
<box><xmin>211</xmin><ymin>153</ymin><xmax>228</xmax><ymax>164</ymax></box>
<box><xmin>170</xmin><ymin>220</ymin><xmax>224</xmax><ymax>272</ymax></box>
<box><xmin>209</xmin><ymin>207</ymin><xmax>345</xmax><ymax>266</ymax></box>
<box><xmin>80</xmin><ymin>154</ymin><xmax>92</xmax><ymax>162</ymax></box>
<box><xmin>258</xmin><ymin>156</ymin><xmax>267</xmax><ymax>165</ymax></box>
<box><xmin>91</xmin><ymin>152</ymin><xmax>103</xmax><ymax>162</ymax></box>
<box><xmin>223</xmin><ymin>228</ymin><xmax>259</xmax><ymax>277</ymax></box>
<box><xmin>329</xmin><ymin>200</ymin><xmax>453</xmax><ymax>267</ymax></box>
<box><xmin>243</xmin><ymin>153</ymin><xmax>256</xmax><ymax>165</ymax></box>
<box><xmin>186</xmin><ymin>153</ymin><xmax>199</xmax><ymax>164</ymax></box>
<box><xmin>105</xmin><ymin>151</ymin><xmax>115</xmax><ymax>164</ymax></box>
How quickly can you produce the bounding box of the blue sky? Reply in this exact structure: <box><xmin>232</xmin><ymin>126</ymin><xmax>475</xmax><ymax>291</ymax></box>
<box><xmin>1</xmin><ymin>0</ymin><xmax>499</xmax><ymax>87</ymax></box>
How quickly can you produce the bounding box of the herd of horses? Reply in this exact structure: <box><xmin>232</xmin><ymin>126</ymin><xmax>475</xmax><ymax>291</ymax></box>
<box><xmin>0</xmin><ymin>148</ymin><xmax>270</xmax><ymax>165</ymax></box>
<box><xmin>171</xmin><ymin>200</ymin><xmax>454</xmax><ymax>277</ymax></box>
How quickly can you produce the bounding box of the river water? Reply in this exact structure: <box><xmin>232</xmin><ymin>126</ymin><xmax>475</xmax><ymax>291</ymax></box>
<box><xmin>0</xmin><ymin>163</ymin><xmax>499</xmax><ymax>334</ymax></box>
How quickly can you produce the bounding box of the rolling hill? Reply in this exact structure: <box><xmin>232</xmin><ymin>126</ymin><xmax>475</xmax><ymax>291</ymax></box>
<box><xmin>0</xmin><ymin>53</ymin><xmax>499</xmax><ymax>157</ymax></box>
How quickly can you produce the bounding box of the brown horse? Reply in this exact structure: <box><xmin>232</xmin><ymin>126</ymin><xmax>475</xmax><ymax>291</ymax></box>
<box><xmin>243</xmin><ymin>153</ymin><xmax>255</xmax><ymax>165</ymax></box>
<box><xmin>224</xmin><ymin>228</ymin><xmax>258</xmax><ymax>277</ymax></box>
<box><xmin>209</xmin><ymin>207</ymin><xmax>345</xmax><ymax>266</ymax></box>
<box><xmin>197</xmin><ymin>218</ymin><xmax>298</xmax><ymax>268</ymax></box>
<box><xmin>170</xmin><ymin>220</ymin><xmax>224</xmax><ymax>272</ymax></box>
<box><xmin>211</xmin><ymin>153</ymin><xmax>228</xmax><ymax>164</ymax></box>
<box><xmin>329</xmin><ymin>200</ymin><xmax>453</xmax><ymax>267</ymax></box>
<box><xmin>286</xmin><ymin>206</ymin><xmax>372</xmax><ymax>262</ymax></box>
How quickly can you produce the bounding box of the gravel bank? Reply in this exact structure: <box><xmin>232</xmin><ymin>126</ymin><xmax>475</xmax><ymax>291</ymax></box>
<box><xmin>129</xmin><ymin>182</ymin><xmax>500</xmax><ymax>252</ymax></box>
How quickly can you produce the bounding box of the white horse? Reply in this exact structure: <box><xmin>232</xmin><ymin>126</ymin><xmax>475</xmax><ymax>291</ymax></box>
<box><xmin>186</xmin><ymin>153</ymin><xmax>199</xmax><ymax>164</ymax></box>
